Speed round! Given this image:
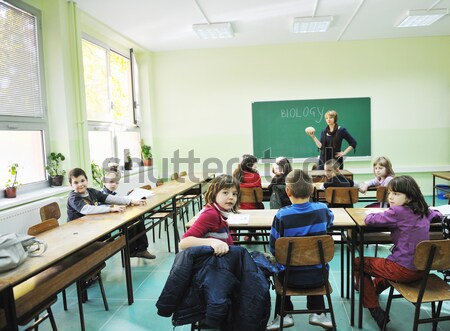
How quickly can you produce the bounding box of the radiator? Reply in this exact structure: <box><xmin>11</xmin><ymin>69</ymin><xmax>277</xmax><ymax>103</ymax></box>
<box><xmin>0</xmin><ymin>197</ymin><xmax>63</xmax><ymax>234</ymax></box>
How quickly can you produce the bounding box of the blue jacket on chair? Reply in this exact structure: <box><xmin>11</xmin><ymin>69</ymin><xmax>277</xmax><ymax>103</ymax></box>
<box><xmin>156</xmin><ymin>245</ymin><xmax>271</xmax><ymax>330</ymax></box>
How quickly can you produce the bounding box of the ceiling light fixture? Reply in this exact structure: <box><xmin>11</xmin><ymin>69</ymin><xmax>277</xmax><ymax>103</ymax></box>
<box><xmin>293</xmin><ymin>16</ymin><xmax>333</xmax><ymax>33</ymax></box>
<box><xmin>396</xmin><ymin>8</ymin><xmax>449</xmax><ymax>27</ymax></box>
<box><xmin>193</xmin><ymin>22</ymin><xmax>234</xmax><ymax>39</ymax></box>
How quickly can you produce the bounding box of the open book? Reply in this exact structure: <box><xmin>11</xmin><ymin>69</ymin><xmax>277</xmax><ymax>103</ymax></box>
<box><xmin>430</xmin><ymin>204</ymin><xmax>450</xmax><ymax>216</ymax></box>
<box><xmin>227</xmin><ymin>213</ymin><xmax>250</xmax><ymax>225</ymax></box>
<box><xmin>127</xmin><ymin>188</ymin><xmax>155</xmax><ymax>200</ymax></box>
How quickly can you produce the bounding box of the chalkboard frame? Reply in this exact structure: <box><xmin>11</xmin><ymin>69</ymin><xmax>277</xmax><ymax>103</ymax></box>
<box><xmin>252</xmin><ymin>97</ymin><xmax>371</xmax><ymax>159</ymax></box>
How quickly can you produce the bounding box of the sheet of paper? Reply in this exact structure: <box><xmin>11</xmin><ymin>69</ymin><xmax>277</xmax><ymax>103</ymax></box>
<box><xmin>227</xmin><ymin>213</ymin><xmax>250</xmax><ymax>225</ymax></box>
<box><xmin>127</xmin><ymin>188</ymin><xmax>155</xmax><ymax>200</ymax></box>
<box><xmin>430</xmin><ymin>204</ymin><xmax>450</xmax><ymax>216</ymax></box>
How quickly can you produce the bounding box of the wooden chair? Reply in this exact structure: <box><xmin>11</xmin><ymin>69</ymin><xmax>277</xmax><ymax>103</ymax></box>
<box><xmin>179</xmin><ymin>171</ymin><xmax>202</xmax><ymax>214</ymax></box>
<box><xmin>376</xmin><ymin>186</ymin><xmax>388</xmax><ymax>208</ymax></box>
<box><xmin>274</xmin><ymin>235</ymin><xmax>337</xmax><ymax>331</ymax></box>
<box><xmin>139</xmin><ymin>185</ymin><xmax>173</xmax><ymax>252</ymax></box>
<box><xmin>238</xmin><ymin>187</ymin><xmax>267</xmax><ymax>246</ymax></box>
<box><xmin>39</xmin><ymin>203</ymin><xmax>108</xmax><ymax>315</ymax></box>
<box><xmin>325</xmin><ymin>187</ymin><xmax>359</xmax><ymax>207</ymax></box>
<box><xmin>382</xmin><ymin>239</ymin><xmax>450</xmax><ymax>331</ymax></box>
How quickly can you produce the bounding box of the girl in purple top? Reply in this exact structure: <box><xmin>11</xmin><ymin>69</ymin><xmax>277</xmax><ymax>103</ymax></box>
<box><xmin>354</xmin><ymin>175</ymin><xmax>443</xmax><ymax>329</ymax></box>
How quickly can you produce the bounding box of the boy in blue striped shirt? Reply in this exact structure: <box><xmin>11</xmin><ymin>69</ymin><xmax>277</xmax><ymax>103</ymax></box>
<box><xmin>267</xmin><ymin>169</ymin><xmax>334</xmax><ymax>330</ymax></box>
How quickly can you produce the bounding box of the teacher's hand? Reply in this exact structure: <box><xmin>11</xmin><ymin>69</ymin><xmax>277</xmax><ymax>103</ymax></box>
<box><xmin>335</xmin><ymin>151</ymin><xmax>345</xmax><ymax>159</ymax></box>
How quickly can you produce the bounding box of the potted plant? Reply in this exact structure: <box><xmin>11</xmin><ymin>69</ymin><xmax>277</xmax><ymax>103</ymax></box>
<box><xmin>141</xmin><ymin>140</ymin><xmax>153</xmax><ymax>167</ymax></box>
<box><xmin>45</xmin><ymin>152</ymin><xmax>66</xmax><ymax>186</ymax></box>
<box><xmin>124</xmin><ymin>151</ymin><xmax>133</xmax><ymax>170</ymax></box>
<box><xmin>4</xmin><ymin>163</ymin><xmax>20</xmax><ymax>198</ymax></box>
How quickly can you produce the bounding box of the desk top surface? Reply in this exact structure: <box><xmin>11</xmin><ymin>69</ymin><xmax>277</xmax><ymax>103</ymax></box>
<box><xmin>186</xmin><ymin>207</ymin><xmax>356</xmax><ymax>229</ymax></box>
<box><xmin>0</xmin><ymin>173</ymin><xmax>212</xmax><ymax>286</ymax></box>
<box><xmin>432</xmin><ymin>172</ymin><xmax>450</xmax><ymax>181</ymax></box>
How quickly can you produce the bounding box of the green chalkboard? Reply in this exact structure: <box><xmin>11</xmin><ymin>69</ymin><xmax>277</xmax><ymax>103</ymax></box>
<box><xmin>252</xmin><ymin>97</ymin><xmax>371</xmax><ymax>159</ymax></box>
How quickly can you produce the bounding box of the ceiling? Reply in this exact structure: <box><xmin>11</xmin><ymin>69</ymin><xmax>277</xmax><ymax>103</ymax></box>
<box><xmin>75</xmin><ymin>0</ymin><xmax>450</xmax><ymax>52</ymax></box>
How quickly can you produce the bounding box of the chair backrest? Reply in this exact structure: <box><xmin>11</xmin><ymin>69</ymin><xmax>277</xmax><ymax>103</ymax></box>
<box><xmin>156</xmin><ymin>179</ymin><xmax>164</xmax><ymax>186</ymax></box>
<box><xmin>240</xmin><ymin>187</ymin><xmax>263</xmax><ymax>204</ymax></box>
<box><xmin>325</xmin><ymin>187</ymin><xmax>359</xmax><ymax>206</ymax></box>
<box><xmin>171</xmin><ymin>173</ymin><xmax>179</xmax><ymax>180</ymax></box>
<box><xmin>180</xmin><ymin>171</ymin><xmax>187</xmax><ymax>177</ymax></box>
<box><xmin>376</xmin><ymin>186</ymin><xmax>388</xmax><ymax>207</ymax></box>
<box><xmin>414</xmin><ymin>240</ymin><xmax>450</xmax><ymax>271</ymax></box>
<box><xmin>28</xmin><ymin>218</ymin><xmax>59</xmax><ymax>236</ymax></box>
<box><xmin>140</xmin><ymin>185</ymin><xmax>152</xmax><ymax>190</ymax></box>
<box><xmin>275</xmin><ymin>235</ymin><xmax>334</xmax><ymax>266</ymax></box>
<box><xmin>39</xmin><ymin>202</ymin><xmax>61</xmax><ymax>222</ymax></box>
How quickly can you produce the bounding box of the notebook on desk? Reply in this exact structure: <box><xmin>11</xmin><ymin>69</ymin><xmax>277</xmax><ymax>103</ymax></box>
<box><xmin>127</xmin><ymin>188</ymin><xmax>155</xmax><ymax>200</ymax></box>
<box><xmin>227</xmin><ymin>213</ymin><xmax>250</xmax><ymax>225</ymax></box>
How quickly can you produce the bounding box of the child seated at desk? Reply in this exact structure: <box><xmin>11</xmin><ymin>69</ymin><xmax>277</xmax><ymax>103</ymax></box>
<box><xmin>354</xmin><ymin>176</ymin><xmax>443</xmax><ymax>329</ymax></box>
<box><xmin>268</xmin><ymin>156</ymin><xmax>292</xmax><ymax>209</ymax></box>
<box><xmin>101</xmin><ymin>166</ymin><xmax>156</xmax><ymax>259</ymax></box>
<box><xmin>358</xmin><ymin>156</ymin><xmax>395</xmax><ymax>193</ymax></box>
<box><xmin>267</xmin><ymin>169</ymin><xmax>334</xmax><ymax>330</ymax></box>
<box><xmin>66</xmin><ymin>168</ymin><xmax>154</xmax><ymax>259</ymax></box>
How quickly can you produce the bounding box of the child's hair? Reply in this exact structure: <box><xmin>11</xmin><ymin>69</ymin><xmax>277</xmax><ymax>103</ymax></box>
<box><xmin>68</xmin><ymin>168</ymin><xmax>87</xmax><ymax>184</ymax></box>
<box><xmin>324</xmin><ymin>159</ymin><xmax>341</xmax><ymax>172</ymax></box>
<box><xmin>204</xmin><ymin>174</ymin><xmax>240</xmax><ymax>212</ymax></box>
<box><xmin>373</xmin><ymin>156</ymin><xmax>395</xmax><ymax>178</ymax></box>
<box><xmin>232</xmin><ymin>154</ymin><xmax>258</xmax><ymax>182</ymax></box>
<box><xmin>103</xmin><ymin>165</ymin><xmax>121</xmax><ymax>183</ymax></box>
<box><xmin>387</xmin><ymin>175</ymin><xmax>429</xmax><ymax>217</ymax></box>
<box><xmin>272</xmin><ymin>157</ymin><xmax>293</xmax><ymax>176</ymax></box>
<box><xmin>285</xmin><ymin>169</ymin><xmax>314</xmax><ymax>199</ymax></box>
<box><xmin>325</xmin><ymin>110</ymin><xmax>338</xmax><ymax>123</ymax></box>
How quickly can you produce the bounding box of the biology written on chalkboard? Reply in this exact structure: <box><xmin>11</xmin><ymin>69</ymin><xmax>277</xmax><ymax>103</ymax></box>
<box><xmin>252</xmin><ymin>97</ymin><xmax>371</xmax><ymax>159</ymax></box>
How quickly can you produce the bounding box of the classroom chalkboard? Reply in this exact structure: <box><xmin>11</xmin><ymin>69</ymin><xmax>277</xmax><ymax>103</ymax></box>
<box><xmin>252</xmin><ymin>97</ymin><xmax>371</xmax><ymax>159</ymax></box>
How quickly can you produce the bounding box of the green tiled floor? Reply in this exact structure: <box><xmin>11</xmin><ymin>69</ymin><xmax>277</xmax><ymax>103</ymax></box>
<box><xmin>19</xmin><ymin>197</ymin><xmax>449</xmax><ymax>330</ymax></box>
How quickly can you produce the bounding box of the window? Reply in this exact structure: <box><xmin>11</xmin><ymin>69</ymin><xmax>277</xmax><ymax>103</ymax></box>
<box><xmin>0</xmin><ymin>0</ymin><xmax>48</xmax><ymax>190</ymax></box>
<box><xmin>82</xmin><ymin>38</ymin><xmax>141</xmax><ymax>168</ymax></box>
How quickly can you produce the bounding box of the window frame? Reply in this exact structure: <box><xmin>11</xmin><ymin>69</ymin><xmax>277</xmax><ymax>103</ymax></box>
<box><xmin>0</xmin><ymin>0</ymin><xmax>50</xmax><ymax>193</ymax></box>
<box><xmin>82</xmin><ymin>34</ymin><xmax>141</xmax><ymax>167</ymax></box>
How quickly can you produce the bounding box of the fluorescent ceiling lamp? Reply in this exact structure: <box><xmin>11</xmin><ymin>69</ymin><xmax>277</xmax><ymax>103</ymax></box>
<box><xmin>293</xmin><ymin>16</ymin><xmax>333</xmax><ymax>33</ymax></box>
<box><xmin>193</xmin><ymin>22</ymin><xmax>234</xmax><ymax>39</ymax></box>
<box><xmin>396</xmin><ymin>8</ymin><xmax>449</xmax><ymax>27</ymax></box>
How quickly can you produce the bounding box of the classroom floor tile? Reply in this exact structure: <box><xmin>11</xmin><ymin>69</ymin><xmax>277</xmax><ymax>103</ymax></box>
<box><xmin>18</xmin><ymin>197</ymin><xmax>450</xmax><ymax>330</ymax></box>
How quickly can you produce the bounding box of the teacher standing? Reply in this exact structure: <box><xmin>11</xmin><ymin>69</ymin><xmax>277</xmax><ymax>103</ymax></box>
<box><xmin>307</xmin><ymin>110</ymin><xmax>357</xmax><ymax>170</ymax></box>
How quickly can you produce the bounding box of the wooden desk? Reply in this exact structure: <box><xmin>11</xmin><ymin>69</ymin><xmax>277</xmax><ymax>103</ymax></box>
<box><xmin>432</xmin><ymin>172</ymin><xmax>450</xmax><ymax>206</ymax></box>
<box><xmin>0</xmin><ymin>217</ymin><xmax>128</xmax><ymax>331</ymax></box>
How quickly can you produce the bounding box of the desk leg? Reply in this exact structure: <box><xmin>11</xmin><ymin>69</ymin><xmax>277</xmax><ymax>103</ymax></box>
<box><xmin>1</xmin><ymin>285</ymin><xmax>18</xmax><ymax>331</ymax></box>
<box><xmin>340</xmin><ymin>229</ymin><xmax>344</xmax><ymax>298</ymax></box>
<box><xmin>432</xmin><ymin>175</ymin><xmax>436</xmax><ymax>206</ymax></box>
<box><xmin>122</xmin><ymin>225</ymin><xmax>134</xmax><ymax>305</ymax></box>
<box><xmin>350</xmin><ymin>230</ymin><xmax>355</xmax><ymax>326</ymax></box>
<box><xmin>358</xmin><ymin>229</ymin><xmax>364</xmax><ymax>329</ymax></box>
<box><xmin>172</xmin><ymin>197</ymin><xmax>180</xmax><ymax>253</ymax></box>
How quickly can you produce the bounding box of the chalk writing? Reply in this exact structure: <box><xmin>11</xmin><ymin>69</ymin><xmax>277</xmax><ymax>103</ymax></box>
<box><xmin>280</xmin><ymin>106</ymin><xmax>324</xmax><ymax>123</ymax></box>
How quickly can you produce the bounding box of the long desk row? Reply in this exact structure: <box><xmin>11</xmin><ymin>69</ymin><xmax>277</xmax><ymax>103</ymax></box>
<box><xmin>0</xmin><ymin>173</ymin><xmax>212</xmax><ymax>331</ymax></box>
<box><xmin>186</xmin><ymin>207</ymin><xmax>444</xmax><ymax>329</ymax></box>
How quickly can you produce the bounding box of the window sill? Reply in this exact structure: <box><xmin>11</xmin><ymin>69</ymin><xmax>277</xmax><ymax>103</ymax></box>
<box><xmin>0</xmin><ymin>186</ymin><xmax>72</xmax><ymax>211</ymax></box>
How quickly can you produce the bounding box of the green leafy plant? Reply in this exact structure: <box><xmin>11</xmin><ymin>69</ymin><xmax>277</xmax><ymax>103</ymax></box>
<box><xmin>91</xmin><ymin>161</ymin><xmax>105</xmax><ymax>188</ymax></box>
<box><xmin>140</xmin><ymin>140</ymin><xmax>152</xmax><ymax>160</ymax></box>
<box><xmin>5</xmin><ymin>163</ymin><xmax>20</xmax><ymax>188</ymax></box>
<box><xmin>45</xmin><ymin>152</ymin><xmax>66</xmax><ymax>177</ymax></box>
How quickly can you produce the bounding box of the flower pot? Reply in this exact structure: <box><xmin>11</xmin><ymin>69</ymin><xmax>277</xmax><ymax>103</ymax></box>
<box><xmin>143</xmin><ymin>158</ymin><xmax>153</xmax><ymax>167</ymax></box>
<box><xmin>49</xmin><ymin>175</ymin><xmax>64</xmax><ymax>187</ymax></box>
<box><xmin>124</xmin><ymin>162</ymin><xmax>133</xmax><ymax>170</ymax></box>
<box><xmin>5</xmin><ymin>187</ymin><xmax>17</xmax><ymax>198</ymax></box>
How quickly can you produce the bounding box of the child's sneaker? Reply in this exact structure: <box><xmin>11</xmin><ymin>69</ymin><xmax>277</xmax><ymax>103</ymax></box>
<box><xmin>309</xmin><ymin>313</ymin><xmax>333</xmax><ymax>329</ymax></box>
<box><xmin>266</xmin><ymin>314</ymin><xmax>294</xmax><ymax>330</ymax></box>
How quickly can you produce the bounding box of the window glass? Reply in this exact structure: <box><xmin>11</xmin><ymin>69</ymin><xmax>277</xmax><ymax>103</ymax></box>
<box><xmin>88</xmin><ymin>130</ymin><xmax>114</xmax><ymax>167</ymax></box>
<box><xmin>0</xmin><ymin>131</ymin><xmax>46</xmax><ymax>185</ymax></box>
<box><xmin>116</xmin><ymin>131</ymin><xmax>141</xmax><ymax>164</ymax></box>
